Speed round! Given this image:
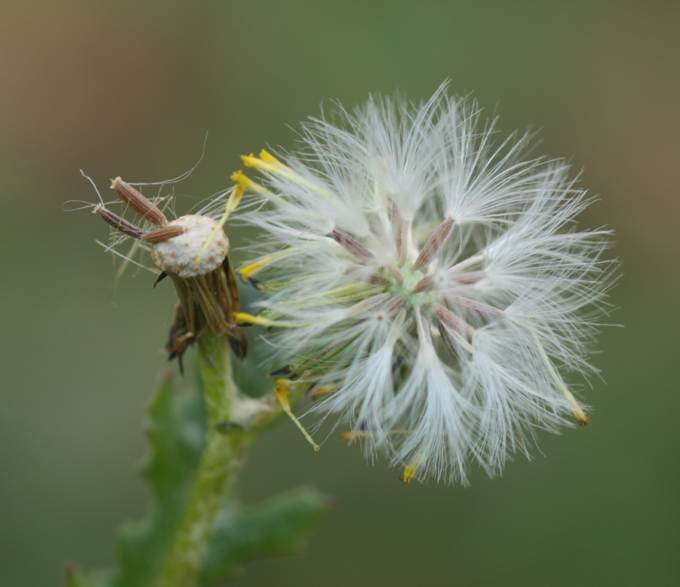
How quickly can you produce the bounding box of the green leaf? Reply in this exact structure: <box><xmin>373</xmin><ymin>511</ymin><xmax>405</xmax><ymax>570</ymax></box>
<box><xmin>71</xmin><ymin>363</ymin><xmax>329</xmax><ymax>587</ymax></box>
<box><xmin>200</xmin><ymin>488</ymin><xmax>329</xmax><ymax>585</ymax></box>
<box><xmin>112</xmin><ymin>371</ymin><xmax>205</xmax><ymax>587</ymax></box>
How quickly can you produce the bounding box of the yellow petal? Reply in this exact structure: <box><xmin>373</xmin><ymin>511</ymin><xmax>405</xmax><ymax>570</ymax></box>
<box><xmin>275</xmin><ymin>379</ymin><xmax>320</xmax><ymax>452</ymax></box>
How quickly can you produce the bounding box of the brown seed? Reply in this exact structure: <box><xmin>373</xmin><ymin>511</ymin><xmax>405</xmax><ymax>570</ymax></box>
<box><xmin>435</xmin><ymin>304</ymin><xmax>475</xmax><ymax>339</ymax></box>
<box><xmin>110</xmin><ymin>177</ymin><xmax>168</xmax><ymax>225</ymax></box>
<box><xmin>414</xmin><ymin>216</ymin><xmax>454</xmax><ymax>270</ymax></box>
<box><xmin>413</xmin><ymin>275</ymin><xmax>434</xmax><ymax>293</ymax></box>
<box><xmin>391</xmin><ymin>204</ymin><xmax>408</xmax><ymax>263</ymax></box>
<box><xmin>329</xmin><ymin>228</ymin><xmax>373</xmax><ymax>260</ymax></box>
<box><xmin>142</xmin><ymin>225</ymin><xmax>186</xmax><ymax>243</ymax></box>
<box><xmin>95</xmin><ymin>206</ymin><xmax>144</xmax><ymax>239</ymax></box>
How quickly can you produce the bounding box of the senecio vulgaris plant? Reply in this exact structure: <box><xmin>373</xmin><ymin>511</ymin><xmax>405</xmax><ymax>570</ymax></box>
<box><xmin>71</xmin><ymin>84</ymin><xmax>614</xmax><ymax>587</ymax></box>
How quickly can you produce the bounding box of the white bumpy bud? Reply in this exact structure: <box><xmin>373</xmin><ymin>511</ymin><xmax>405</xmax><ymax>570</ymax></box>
<box><xmin>151</xmin><ymin>215</ymin><xmax>229</xmax><ymax>278</ymax></box>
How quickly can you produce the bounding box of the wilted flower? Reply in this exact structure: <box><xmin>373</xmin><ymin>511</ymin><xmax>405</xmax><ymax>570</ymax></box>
<box><xmin>234</xmin><ymin>84</ymin><xmax>614</xmax><ymax>484</ymax></box>
<box><xmin>85</xmin><ymin>174</ymin><xmax>247</xmax><ymax>365</ymax></box>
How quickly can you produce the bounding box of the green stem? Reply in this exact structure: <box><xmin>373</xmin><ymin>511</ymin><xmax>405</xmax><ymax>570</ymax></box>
<box><xmin>155</xmin><ymin>332</ymin><xmax>241</xmax><ymax>587</ymax></box>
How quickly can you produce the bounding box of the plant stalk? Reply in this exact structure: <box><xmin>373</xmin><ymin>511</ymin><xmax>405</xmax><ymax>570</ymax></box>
<box><xmin>155</xmin><ymin>332</ymin><xmax>241</xmax><ymax>587</ymax></box>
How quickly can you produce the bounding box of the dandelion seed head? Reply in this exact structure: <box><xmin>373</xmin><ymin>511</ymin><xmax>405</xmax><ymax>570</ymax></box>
<box><xmin>235</xmin><ymin>83</ymin><xmax>615</xmax><ymax>484</ymax></box>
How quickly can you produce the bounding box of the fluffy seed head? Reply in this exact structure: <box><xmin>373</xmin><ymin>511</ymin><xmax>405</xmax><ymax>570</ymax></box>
<box><xmin>237</xmin><ymin>84</ymin><xmax>615</xmax><ymax>484</ymax></box>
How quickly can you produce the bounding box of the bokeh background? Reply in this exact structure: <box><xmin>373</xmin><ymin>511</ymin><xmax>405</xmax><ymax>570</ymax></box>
<box><xmin>2</xmin><ymin>1</ymin><xmax>679</xmax><ymax>585</ymax></box>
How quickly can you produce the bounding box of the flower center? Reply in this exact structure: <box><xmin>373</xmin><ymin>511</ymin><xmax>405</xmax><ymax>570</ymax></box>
<box><xmin>385</xmin><ymin>264</ymin><xmax>435</xmax><ymax>311</ymax></box>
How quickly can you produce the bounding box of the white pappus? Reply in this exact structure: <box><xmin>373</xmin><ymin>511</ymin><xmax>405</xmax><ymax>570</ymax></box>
<box><xmin>233</xmin><ymin>83</ymin><xmax>615</xmax><ymax>484</ymax></box>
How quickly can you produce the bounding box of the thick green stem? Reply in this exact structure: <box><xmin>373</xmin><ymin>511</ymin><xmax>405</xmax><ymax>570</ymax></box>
<box><xmin>155</xmin><ymin>332</ymin><xmax>240</xmax><ymax>587</ymax></box>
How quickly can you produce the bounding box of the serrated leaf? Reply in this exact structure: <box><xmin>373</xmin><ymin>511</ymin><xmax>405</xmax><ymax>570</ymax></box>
<box><xmin>72</xmin><ymin>359</ymin><xmax>328</xmax><ymax>587</ymax></box>
<box><xmin>142</xmin><ymin>372</ymin><xmax>206</xmax><ymax>499</ymax></box>
<box><xmin>199</xmin><ymin>488</ymin><xmax>329</xmax><ymax>585</ymax></box>
<box><xmin>114</xmin><ymin>372</ymin><xmax>205</xmax><ymax>587</ymax></box>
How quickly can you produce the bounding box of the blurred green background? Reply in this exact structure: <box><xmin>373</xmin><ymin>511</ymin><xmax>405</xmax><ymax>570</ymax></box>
<box><xmin>1</xmin><ymin>1</ymin><xmax>679</xmax><ymax>585</ymax></box>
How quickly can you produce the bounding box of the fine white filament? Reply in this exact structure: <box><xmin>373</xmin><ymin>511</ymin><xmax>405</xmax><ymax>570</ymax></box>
<box><xmin>238</xmin><ymin>84</ymin><xmax>614</xmax><ymax>484</ymax></box>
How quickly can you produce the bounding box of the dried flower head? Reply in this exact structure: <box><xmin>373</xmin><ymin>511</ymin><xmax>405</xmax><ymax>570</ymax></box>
<box><xmin>234</xmin><ymin>84</ymin><xmax>615</xmax><ymax>484</ymax></box>
<box><xmin>86</xmin><ymin>174</ymin><xmax>247</xmax><ymax>365</ymax></box>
